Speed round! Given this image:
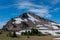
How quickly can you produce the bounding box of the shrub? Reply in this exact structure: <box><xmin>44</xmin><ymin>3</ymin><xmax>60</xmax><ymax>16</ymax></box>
<box><xmin>21</xmin><ymin>28</ymin><xmax>45</xmax><ymax>36</ymax></box>
<box><xmin>21</xmin><ymin>32</ymin><xmax>25</xmax><ymax>35</ymax></box>
<box><xmin>56</xmin><ymin>32</ymin><xmax>60</xmax><ymax>34</ymax></box>
<box><xmin>24</xmin><ymin>31</ymin><xmax>28</xmax><ymax>35</ymax></box>
<box><xmin>31</xmin><ymin>28</ymin><xmax>39</xmax><ymax>35</ymax></box>
<box><xmin>27</xmin><ymin>31</ymin><xmax>30</xmax><ymax>38</ymax></box>
<box><xmin>0</xmin><ymin>31</ymin><xmax>2</xmax><ymax>34</ymax></box>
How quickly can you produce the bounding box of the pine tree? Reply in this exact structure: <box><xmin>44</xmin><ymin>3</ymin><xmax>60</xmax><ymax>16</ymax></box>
<box><xmin>12</xmin><ymin>31</ymin><xmax>17</xmax><ymax>37</ymax></box>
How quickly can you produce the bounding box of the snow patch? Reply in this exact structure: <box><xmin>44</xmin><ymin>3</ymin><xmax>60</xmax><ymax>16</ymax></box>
<box><xmin>27</xmin><ymin>13</ymin><xmax>40</xmax><ymax>24</ymax></box>
<box><xmin>14</xmin><ymin>18</ymin><xmax>24</xmax><ymax>24</ymax></box>
<box><xmin>44</xmin><ymin>24</ymin><xmax>59</xmax><ymax>29</ymax></box>
<box><xmin>38</xmin><ymin>30</ymin><xmax>60</xmax><ymax>36</ymax></box>
<box><xmin>24</xmin><ymin>19</ymin><xmax>28</xmax><ymax>22</ymax></box>
<box><xmin>13</xmin><ymin>18</ymin><xmax>28</xmax><ymax>24</ymax></box>
<box><xmin>51</xmin><ymin>22</ymin><xmax>57</xmax><ymax>25</ymax></box>
<box><xmin>52</xmin><ymin>25</ymin><xmax>58</xmax><ymax>29</ymax></box>
<box><xmin>44</xmin><ymin>24</ymin><xmax>51</xmax><ymax>26</ymax></box>
<box><xmin>36</xmin><ymin>25</ymin><xmax>48</xmax><ymax>29</ymax></box>
<box><xmin>36</xmin><ymin>25</ymin><xmax>43</xmax><ymax>27</ymax></box>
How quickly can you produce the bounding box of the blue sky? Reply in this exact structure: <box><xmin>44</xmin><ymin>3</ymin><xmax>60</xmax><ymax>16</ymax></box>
<box><xmin>0</xmin><ymin>0</ymin><xmax>60</xmax><ymax>29</ymax></box>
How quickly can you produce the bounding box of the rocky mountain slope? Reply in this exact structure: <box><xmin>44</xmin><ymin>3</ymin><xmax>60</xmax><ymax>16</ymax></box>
<box><xmin>3</xmin><ymin>12</ymin><xmax>60</xmax><ymax>31</ymax></box>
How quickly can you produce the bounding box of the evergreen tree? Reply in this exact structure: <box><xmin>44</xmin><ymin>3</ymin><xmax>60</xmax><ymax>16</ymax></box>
<box><xmin>12</xmin><ymin>31</ymin><xmax>17</xmax><ymax>37</ymax></box>
<box><xmin>31</xmin><ymin>28</ymin><xmax>39</xmax><ymax>35</ymax></box>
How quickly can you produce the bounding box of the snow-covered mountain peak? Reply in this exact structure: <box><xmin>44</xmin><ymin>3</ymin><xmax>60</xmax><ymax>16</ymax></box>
<box><xmin>14</xmin><ymin>12</ymin><xmax>40</xmax><ymax>24</ymax></box>
<box><xmin>2</xmin><ymin>12</ymin><xmax>60</xmax><ymax>36</ymax></box>
<box><xmin>3</xmin><ymin>12</ymin><xmax>60</xmax><ymax>31</ymax></box>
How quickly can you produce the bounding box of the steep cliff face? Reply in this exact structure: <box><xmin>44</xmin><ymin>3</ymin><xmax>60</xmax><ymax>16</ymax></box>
<box><xmin>3</xmin><ymin>12</ymin><xmax>60</xmax><ymax>31</ymax></box>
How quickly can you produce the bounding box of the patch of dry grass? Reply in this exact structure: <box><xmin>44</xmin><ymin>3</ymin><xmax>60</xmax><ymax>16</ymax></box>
<box><xmin>19</xmin><ymin>36</ymin><xmax>53</xmax><ymax>40</ymax></box>
<box><xmin>0</xmin><ymin>31</ymin><xmax>53</xmax><ymax>40</ymax></box>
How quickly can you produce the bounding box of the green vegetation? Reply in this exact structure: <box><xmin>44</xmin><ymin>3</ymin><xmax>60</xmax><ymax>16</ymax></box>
<box><xmin>56</xmin><ymin>32</ymin><xmax>60</xmax><ymax>34</ymax></box>
<box><xmin>12</xmin><ymin>31</ymin><xmax>17</xmax><ymax>37</ymax></box>
<box><xmin>0</xmin><ymin>31</ymin><xmax>2</xmax><ymax>34</ymax></box>
<box><xmin>21</xmin><ymin>28</ymin><xmax>46</xmax><ymax>36</ymax></box>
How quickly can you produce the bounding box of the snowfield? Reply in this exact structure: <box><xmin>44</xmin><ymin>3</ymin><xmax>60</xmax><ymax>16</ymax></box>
<box><xmin>14</xmin><ymin>18</ymin><xmax>24</xmax><ymax>24</ymax></box>
<box><xmin>14</xmin><ymin>22</ymin><xmax>60</xmax><ymax>36</ymax></box>
<box><xmin>36</xmin><ymin>25</ymin><xmax>48</xmax><ymax>29</ymax></box>
<box><xmin>11</xmin><ymin>13</ymin><xmax>60</xmax><ymax>36</ymax></box>
<box><xmin>13</xmin><ymin>13</ymin><xmax>40</xmax><ymax>24</ymax></box>
<box><xmin>13</xmin><ymin>18</ymin><xmax>28</xmax><ymax>24</ymax></box>
<box><xmin>51</xmin><ymin>25</ymin><xmax>58</xmax><ymax>29</ymax></box>
<box><xmin>13</xmin><ymin>17</ymin><xmax>60</xmax><ymax>36</ymax></box>
<box><xmin>27</xmin><ymin>13</ymin><xmax>40</xmax><ymax>24</ymax></box>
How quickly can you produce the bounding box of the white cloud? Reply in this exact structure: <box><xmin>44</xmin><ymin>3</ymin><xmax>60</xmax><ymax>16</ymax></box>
<box><xmin>17</xmin><ymin>2</ymin><xmax>32</xmax><ymax>9</ymax></box>
<box><xmin>0</xmin><ymin>0</ymin><xmax>52</xmax><ymax>18</ymax></box>
<box><xmin>29</xmin><ymin>8</ymin><xmax>51</xmax><ymax>18</ymax></box>
<box><xmin>16</xmin><ymin>1</ymin><xmax>52</xmax><ymax>18</ymax></box>
<box><xmin>17</xmin><ymin>1</ymin><xmax>50</xmax><ymax>9</ymax></box>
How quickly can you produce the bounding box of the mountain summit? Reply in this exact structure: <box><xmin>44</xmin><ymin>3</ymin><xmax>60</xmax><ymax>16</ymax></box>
<box><xmin>3</xmin><ymin>12</ymin><xmax>60</xmax><ymax>31</ymax></box>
